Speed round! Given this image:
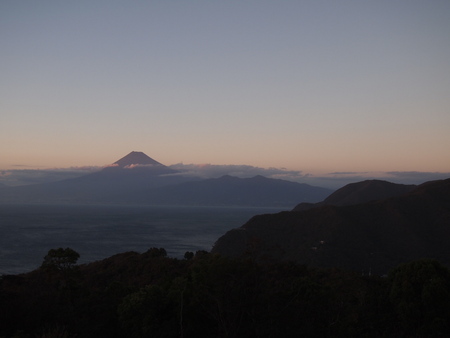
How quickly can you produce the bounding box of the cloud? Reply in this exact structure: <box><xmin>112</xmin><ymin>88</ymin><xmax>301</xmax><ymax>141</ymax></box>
<box><xmin>328</xmin><ymin>172</ymin><xmax>369</xmax><ymax>176</ymax></box>
<box><xmin>1</xmin><ymin>163</ymin><xmax>448</xmax><ymax>190</ymax></box>
<box><xmin>168</xmin><ymin>163</ymin><xmax>305</xmax><ymax>180</ymax></box>
<box><xmin>159</xmin><ymin>164</ymin><xmax>450</xmax><ymax>190</ymax></box>
<box><xmin>385</xmin><ymin>171</ymin><xmax>450</xmax><ymax>184</ymax></box>
<box><xmin>298</xmin><ymin>171</ymin><xmax>450</xmax><ymax>190</ymax></box>
<box><xmin>123</xmin><ymin>164</ymin><xmax>158</xmax><ymax>169</ymax></box>
<box><xmin>10</xmin><ymin>164</ymin><xmax>36</xmax><ymax>168</ymax></box>
<box><xmin>103</xmin><ymin>163</ymin><xmax>158</xmax><ymax>169</ymax></box>
<box><xmin>0</xmin><ymin>167</ymin><xmax>101</xmax><ymax>186</ymax></box>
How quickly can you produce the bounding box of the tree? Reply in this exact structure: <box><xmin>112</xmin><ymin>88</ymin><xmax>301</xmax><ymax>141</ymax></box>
<box><xmin>41</xmin><ymin>248</ymin><xmax>80</xmax><ymax>272</ymax></box>
<box><xmin>388</xmin><ymin>259</ymin><xmax>450</xmax><ymax>336</ymax></box>
<box><xmin>118</xmin><ymin>285</ymin><xmax>178</xmax><ymax>338</ymax></box>
<box><xmin>145</xmin><ymin>247</ymin><xmax>167</xmax><ymax>258</ymax></box>
<box><xmin>184</xmin><ymin>251</ymin><xmax>194</xmax><ymax>260</ymax></box>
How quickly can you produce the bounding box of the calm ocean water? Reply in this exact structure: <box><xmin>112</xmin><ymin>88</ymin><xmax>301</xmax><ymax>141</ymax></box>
<box><xmin>0</xmin><ymin>204</ymin><xmax>285</xmax><ymax>275</ymax></box>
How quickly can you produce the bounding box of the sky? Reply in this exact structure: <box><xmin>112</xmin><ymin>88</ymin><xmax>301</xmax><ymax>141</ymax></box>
<box><xmin>1</xmin><ymin>1</ymin><xmax>450</xmax><ymax>188</ymax></box>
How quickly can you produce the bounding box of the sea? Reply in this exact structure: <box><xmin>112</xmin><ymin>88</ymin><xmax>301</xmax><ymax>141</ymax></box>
<box><xmin>0</xmin><ymin>204</ymin><xmax>286</xmax><ymax>275</ymax></box>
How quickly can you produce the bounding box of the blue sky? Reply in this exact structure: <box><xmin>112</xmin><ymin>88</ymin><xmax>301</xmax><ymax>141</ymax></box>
<box><xmin>1</xmin><ymin>1</ymin><xmax>449</xmax><ymax>187</ymax></box>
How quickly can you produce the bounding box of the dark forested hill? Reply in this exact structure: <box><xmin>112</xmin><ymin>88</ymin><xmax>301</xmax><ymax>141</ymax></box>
<box><xmin>293</xmin><ymin>179</ymin><xmax>416</xmax><ymax>211</ymax></box>
<box><xmin>212</xmin><ymin>178</ymin><xmax>450</xmax><ymax>275</ymax></box>
<box><xmin>2</xmin><ymin>249</ymin><xmax>450</xmax><ymax>337</ymax></box>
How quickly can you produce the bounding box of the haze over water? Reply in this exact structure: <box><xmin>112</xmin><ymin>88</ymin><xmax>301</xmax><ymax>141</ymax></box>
<box><xmin>0</xmin><ymin>204</ymin><xmax>285</xmax><ymax>275</ymax></box>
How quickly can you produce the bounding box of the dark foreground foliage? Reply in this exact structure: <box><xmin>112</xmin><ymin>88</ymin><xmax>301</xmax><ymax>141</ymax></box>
<box><xmin>1</xmin><ymin>248</ymin><xmax>450</xmax><ymax>338</ymax></box>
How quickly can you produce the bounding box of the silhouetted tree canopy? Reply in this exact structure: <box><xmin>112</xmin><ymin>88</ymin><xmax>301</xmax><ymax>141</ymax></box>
<box><xmin>2</xmin><ymin>249</ymin><xmax>450</xmax><ymax>337</ymax></box>
<box><xmin>184</xmin><ymin>251</ymin><xmax>194</xmax><ymax>260</ymax></box>
<box><xmin>388</xmin><ymin>259</ymin><xmax>450</xmax><ymax>335</ymax></box>
<box><xmin>41</xmin><ymin>247</ymin><xmax>80</xmax><ymax>272</ymax></box>
<box><xmin>145</xmin><ymin>247</ymin><xmax>167</xmax><ymax>258</ymax></box>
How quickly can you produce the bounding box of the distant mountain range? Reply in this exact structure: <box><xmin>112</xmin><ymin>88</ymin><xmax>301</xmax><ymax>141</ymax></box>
<box><xmin>125</xmin><ymin>174</ymin><xmax>331</xmax><ymax>207</ymax></box>
<box><xmin>0</xmin><ymin>151</ymin><xmax>332</xmax><ymax>207</ymax></box>
<box><xmin>211</xmin><ymin>178</ymin><xmax>450</xmax><ymax>274</ymax></box>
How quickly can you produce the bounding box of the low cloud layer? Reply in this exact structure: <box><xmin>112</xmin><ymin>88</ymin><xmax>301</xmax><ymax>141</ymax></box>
<box><xmin>124</xmin><ymin>164</ymin><xmax>159</xmax><ymax>169</ymax></box>
<box><xmin>168</xmin><ymin>164</ymin><xmax>450</xmax><ymax>189</ymax></box>
<box><xmin>0</xmin><ymin>164</ymin><xmax>449</xmax><ymax>190</ymax></box>
<box><xmin>168</xmin><ymin>163</ymin><xmax>305</xmax><ymax>180</ymax></box>
<box><xmin>303</xmin><ymin>171</ymin><xmax>450</xmax><ymax>189</ymax></box>
<box><xmin>170</xmin><ymin>163</ymin><xmax>450</xmax><ymax>189</ymax></box>
<box><xmin>0</xmin><ymin>167</ymin><xmax>101</xmax><ymax>186</ymax></box>
<box><xmin>386</xmin><ymin>171</ymin><xmax>450</xmax><ymax>183</ymax></box>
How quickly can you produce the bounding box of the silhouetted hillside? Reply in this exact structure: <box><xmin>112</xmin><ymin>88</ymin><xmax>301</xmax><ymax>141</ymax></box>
<box><xmin>293</xmin><ymin>179</ymin><xmax>416</xmax><ymax>211</ymax></box>
<box><xmin>212</xmin><ymin>178</ymin><xmax>450</xmax><ymax>275</ymax></box>
<box><xmin>323</xmin><ymin>179</ymin><xmax>416</xmax><ymax>205</ymax></box>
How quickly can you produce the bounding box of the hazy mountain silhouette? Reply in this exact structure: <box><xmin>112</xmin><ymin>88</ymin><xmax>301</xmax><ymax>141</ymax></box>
<box><xmin>126</xmin><ymin>175</ymin><xmax>332</xmax><ymax>207</ymax></box>
<box><xmin>211</xmin><ymin>178</ymin><xmax>450</xmax><ymax>274</ymax></box>
<box><xmin>68</xmin><ymin>151</ymin><xmax>182</xmax><ymax>194</ymax></box>
<box><xmin>0</xmin><ymin>152</ymin><xmax>331</xmax><ymax>206</ymax></box>
<box><xmin>293</xmin><ymin>179</ymin><xmax>416</xmax><ymax>211</ymax></box>
<box><xmin>112</xmin><ymin>151</ymin><xmax>164</xmax><ymax>167</ymax></box>
<box><xmin>0</xmin><ymin>152</ymin><xmax>187</xmax><ymax>203</ymax></box>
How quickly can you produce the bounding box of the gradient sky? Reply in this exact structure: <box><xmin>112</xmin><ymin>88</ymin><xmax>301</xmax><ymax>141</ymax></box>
<box><xmin>1</xmin><ymin>1</ymin><xmax>450</xmax><ymax>177</ymax></box>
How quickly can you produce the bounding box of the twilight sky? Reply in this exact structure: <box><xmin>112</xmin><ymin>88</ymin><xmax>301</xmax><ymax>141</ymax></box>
<box><xmin>1</xmin><ymin>1</ymin><xmax>450</xmax><ymax>185</ymax></box>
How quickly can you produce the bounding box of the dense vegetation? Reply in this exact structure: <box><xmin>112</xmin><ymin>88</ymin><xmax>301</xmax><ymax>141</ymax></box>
<box><xmin>212</xmin><ymin>179</ymin><xmax>450</xmax><ymax>275</ymax></box>
<box><xmin>1</xmin><ymin>248</ymin><xmax>450</xmax><ymax>337</ymax></box>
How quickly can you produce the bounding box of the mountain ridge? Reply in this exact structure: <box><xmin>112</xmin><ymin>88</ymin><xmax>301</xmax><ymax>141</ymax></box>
<box><xmin>211</xmin><ymin>178</ymin><xmax>450</xmax><ymax>274</ymax></box>
<box><xmin>127</xmin><ymin>174</ymin><xmax>332</xmax><ymax>207</ymax></box>
<box><xmin>0</xmin><ymin>151</ymin><xmax>332</xmax><ymax>207</ymax></box>
<box><xmin>293</xmin><ymin>179</ymin><xmax>416</xmax><ymax>211</ymax></box>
